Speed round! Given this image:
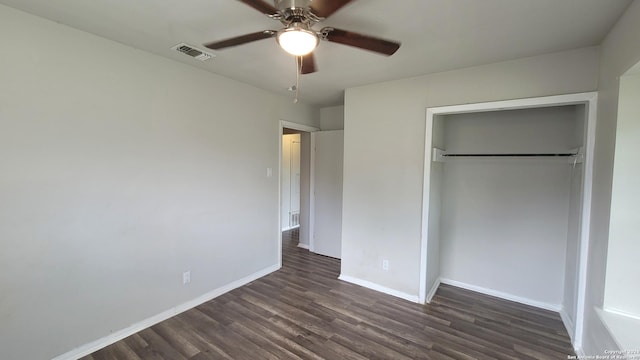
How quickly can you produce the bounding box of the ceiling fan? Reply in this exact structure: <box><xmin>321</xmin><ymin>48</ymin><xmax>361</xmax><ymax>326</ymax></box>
<box><xmin>203</xmin><ymin>0</ymin><xmax>401</xmax><ymax>75</ymax></box>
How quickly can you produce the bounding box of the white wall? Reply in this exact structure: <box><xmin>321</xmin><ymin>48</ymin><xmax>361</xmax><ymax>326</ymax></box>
<box><xmin>582</xmin><ymin>0</ymin><xmax>640</xmax><ymax>355</ymax></box>
<box><xmin>320</xmin><ymin>106</ymin><xmax>345</xmax><ymax>130</ymax></box>
<box><xmin>441</xmin><ymin>161</ymin><xmax>571</xmax><ymax>305</ymax></box>
<box><xmin>604</xmin><ymin>72</ymin><xmax>640</xmax><ymax>316</ymax></box>
<box><xmin>0</xmin><ymin>4</ymin><xmax>319</xmax><ymax>360</ymax></box>
<box><xmin>342</xmin><ymin>46</ymin><xmax>599</xmax><ymax>297</ymax></box>
<box><xmin>443</xmin><ymin>107</ymin><xmax>579</xmax><ymax>153</ymax></box>
<box><xmin>437</xmin><ymin>108</ymin><xmax>577</xmax><ymax>307</ymax></box>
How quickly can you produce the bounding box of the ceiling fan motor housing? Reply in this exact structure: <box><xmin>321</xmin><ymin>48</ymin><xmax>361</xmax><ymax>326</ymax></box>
<box><xmin>274</xmin><ymin>0</ymin><xmax>313</xmax><ymax>12</ymax></box>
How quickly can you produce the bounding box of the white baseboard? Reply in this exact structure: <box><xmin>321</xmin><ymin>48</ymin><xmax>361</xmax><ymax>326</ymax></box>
<box><xmin>338</xmin><ymin>274</ymin><xmax>420</xmax><ymax>303</ymax></box>
<box><xmin>297</xmin><ymin>243</ymin><xmax>310</xmax><ymax>249</ymax></box>
<box><xmin>439</xmin><ymin>278</ymin><xmax>561</xmax><ymax>312</ymax></box>
<box><xmin>426</xmin><ymin>279</ymin><xmax>441</xmax><ymax>303</ymax></box>
<box><xmin>53</xmin><ymin>264</ymin><xmax>281</xmax><ymax>360</ymax></box>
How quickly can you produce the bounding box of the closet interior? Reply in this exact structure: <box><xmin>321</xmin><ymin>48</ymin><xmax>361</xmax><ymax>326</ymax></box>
<box><xmin>424</xmin><ymin>102</ymin><xmax>589</xmax><ymax>338</ymax></box>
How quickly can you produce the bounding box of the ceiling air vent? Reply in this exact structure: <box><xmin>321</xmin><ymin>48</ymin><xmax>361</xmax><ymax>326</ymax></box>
<box><xmin>172</xmin><ymin>43</ymin><xmax>215</xmax><ymax>61</ymax></box>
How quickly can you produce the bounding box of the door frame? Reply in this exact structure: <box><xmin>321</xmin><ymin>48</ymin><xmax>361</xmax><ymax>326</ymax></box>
<box><xmin>278</xmin><ymin>120</ymin><xmax>319</xmax><ymax>268</ymax></box>
<box><xmin>419</xmin><ymin>92</ymin><xmax>598</xmax><ymax>351</ymax></box>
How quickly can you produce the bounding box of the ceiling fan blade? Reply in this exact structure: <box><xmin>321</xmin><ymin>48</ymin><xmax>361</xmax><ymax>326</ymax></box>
<box><xmin>300</xmin><ymin>53</ymin><xmax>317</xmax><ymax>74</ymax></box>
<box><xmin>237</xmin><ymin>0</ymin><xmax>278</xmax><ymax>15</ymax></box>
<box><xmin>310</xmin><ymin>0</ymin><xmax>354</xmax><ymax>18</ymax></box>
<box><xmin>204</xmin><ymin>30</ymin><xmax>276</xmax><ymax>50</ymax></box>
<box><xmin>321</xmin><ymin>27</ymin><xmax>400</xmax><ymax>56</ymax></box>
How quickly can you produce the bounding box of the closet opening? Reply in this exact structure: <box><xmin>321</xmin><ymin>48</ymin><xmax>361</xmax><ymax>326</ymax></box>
<box><xmin>419</xmin><ymin>93</ymin><xmax>597</xmax><ymax>352</ymax></box>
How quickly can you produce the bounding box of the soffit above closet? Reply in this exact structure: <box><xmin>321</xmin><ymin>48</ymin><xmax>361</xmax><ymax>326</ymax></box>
<box><xmin>0</xmin><ymin>0</ymin><xmax>631</xmax><ymax>106</ymax></box>
<box><xmin>441</xmin><ymin>106</ymin><xmax>581</xmax><ymax>154</ymax></box>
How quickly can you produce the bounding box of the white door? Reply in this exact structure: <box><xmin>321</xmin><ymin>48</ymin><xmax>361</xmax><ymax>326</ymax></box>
<box><xmin>312</xmin><ymin>130</ymin><xmax>344</xmax><ymax>259</ymax></box>
<box><xmin>290</xmin><ymin>138</ymin><xmax>301</xmax><ymax>226</ymax></box>
<box><xmin>281</xmin><ymin>134</ymin><xmax>301</xmax><ymax>230</ymax></box>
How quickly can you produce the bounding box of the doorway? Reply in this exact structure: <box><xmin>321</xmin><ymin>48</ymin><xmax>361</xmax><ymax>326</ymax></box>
<box><xmin>281</xmin><ymin>128</ymin><xmax>305</xmax><ymax>248</ymax></box>
<box><xmin>278</xmin><ymin>121</ymin><xmax>318</xmax><ymax>267</ymax></box>
<box><xmin>278</xmin><ymin>121</ymin><xmax>345</xmax><ymax>266</ymax></box>
<box><xmin>282</xmin><ymin>130</ymin><xmax>301</xmax><ymax>232</ymax></box>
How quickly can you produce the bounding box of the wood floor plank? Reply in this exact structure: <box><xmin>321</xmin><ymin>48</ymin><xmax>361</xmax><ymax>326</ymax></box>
<box><xmin>82</xmin><ymin>228</ymin><xmax>575</xmax><ymax>360</ymax></box>
<box><xmin>120</xmin><ymin>334</ymin><xmax>155</xmax><ymax>360</ymax></box>
<box><xmin>351</xmin><ymin>321</ymin><xmax>432</xmax><ymax>360</ymax></box>
<box><xmin>137</xmin><ymin>328</ymin><xmax>188</xmax><ymax>360</ymax></box>
<box><xmin>329</xmin><ymin>318</ymin><xmax>416</xmax><ymax>360</ymax></box>
<box><xmin>169</xmin><ymin>316</ymin><xmax>235</xmax><ymax>360</ymax></box>
<box><xmin>151</xmin><ymin>321</ymin><xmax>200</xmax><ymax>358</ymax></box>
<box><xmin>420</xmin><ymin>319</ymin><xmax>525</xmax><ymax>360</ymax></box>
<box><xmin>223</xmin><ymin>303</ymin><xmax>325</xmax><ymax>360</ymax></box>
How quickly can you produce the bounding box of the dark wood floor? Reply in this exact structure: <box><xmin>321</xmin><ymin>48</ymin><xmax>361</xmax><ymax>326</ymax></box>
<box><xmin>83</xmin><ymin>229</ymin><xmax>574</xmax><ymax>359</ymax></box>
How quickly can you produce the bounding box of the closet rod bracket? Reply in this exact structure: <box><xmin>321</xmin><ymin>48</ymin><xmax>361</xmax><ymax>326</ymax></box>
<box><xmin>569</xmin><ymin>153</ymin><xmax>584</xmax><ymax>165</ymax></box>
<box><xmin>432</xmin><ymin>148</ymin><xmax>446</xmax><ymax>162</ymax></box>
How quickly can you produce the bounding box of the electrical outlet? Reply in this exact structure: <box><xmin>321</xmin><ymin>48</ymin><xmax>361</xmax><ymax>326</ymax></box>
<box><xmin>382</xmin><ymin>259</ymin><xmax>389</xmax><ymax>271</ymax></box>
<box><xmin>266</xmin><ymin>167</ymin><xmax>273</xmax><ymax>178</ymax></box>
<box><xmin>183</xmin><ymin>271</ymin><xmax>191</xmax><ymax>285</ymax></box>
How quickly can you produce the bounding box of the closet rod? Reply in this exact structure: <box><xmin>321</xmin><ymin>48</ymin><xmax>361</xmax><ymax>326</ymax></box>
<box><xmin>442</xmin><ymin>153</ymin><xmax>577</xmax><ymax>157</ymax></box>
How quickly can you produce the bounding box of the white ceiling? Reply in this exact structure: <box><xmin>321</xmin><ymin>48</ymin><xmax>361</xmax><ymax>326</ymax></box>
<box><xmin>1</xmin><ymin>0</ymin><xmax>631</xmax><ymax>106</ymax></box>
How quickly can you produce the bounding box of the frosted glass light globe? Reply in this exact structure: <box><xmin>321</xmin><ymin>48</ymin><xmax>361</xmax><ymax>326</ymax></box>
<box><xmin>277</xmin><ymin>27</ymin><xmax>319</xmax><ymax>56</ymax></box>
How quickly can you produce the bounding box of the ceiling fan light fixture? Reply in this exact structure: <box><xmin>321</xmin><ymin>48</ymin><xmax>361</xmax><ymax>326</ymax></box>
<box><xmin>277</xmin><ymin>25</ymin><xmax>319</xmax><ymax>56</ymax></box>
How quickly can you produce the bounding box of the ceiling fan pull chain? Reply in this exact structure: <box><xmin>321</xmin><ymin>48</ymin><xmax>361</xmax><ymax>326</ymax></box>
<box><xmin>294</xmin><ymin>55</ymin><xmax>301</xmax><ymax>103</ymax></box>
